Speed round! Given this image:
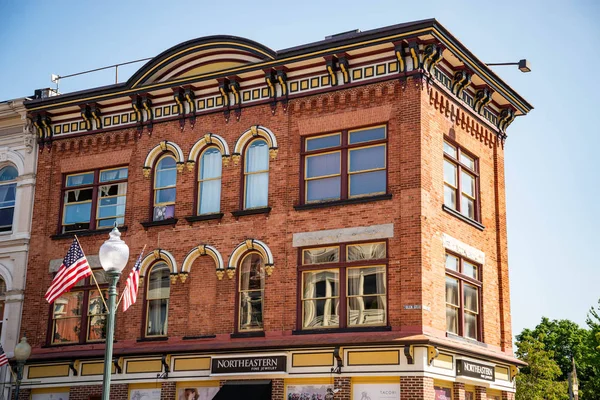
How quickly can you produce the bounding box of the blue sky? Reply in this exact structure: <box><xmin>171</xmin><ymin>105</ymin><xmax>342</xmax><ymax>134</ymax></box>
<box><xmin>1</xmin><ymin>0</ymin><xmax>598</xmax><ymax>339</ymax></box>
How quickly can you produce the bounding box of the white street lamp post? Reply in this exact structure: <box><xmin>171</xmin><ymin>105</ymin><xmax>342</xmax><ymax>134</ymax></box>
<box><xmin>13</xmin><ymin>336</ymin><xmax>32</xmax><ymax>400</ymax></box>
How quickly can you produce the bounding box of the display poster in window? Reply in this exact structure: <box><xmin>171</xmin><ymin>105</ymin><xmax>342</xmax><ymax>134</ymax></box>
<box><xmin>177</xmin><ymin>387</ymin><xmax>219</xmax><ymax>400</ymax></box>
<box><xmin>353</xmin><ymin>383</ymin><xmax>400</xmax><ymax>400</ymax></box>
<box><xmin>286</xmin><ymin>384</ymin><xmax>332</xmax><ymax>400</ymax></box>
<box><xmin>129</xmin><ymin>389</ymin><xmax>161</xmax><ymax>400</ymax></box>
<box><xmin>434</xmin><ymin>386</ymin><xmax>452</xmax><ymax>400</ymax></box>
<box><xmin>32</xmin><ymin>393</ymin><xmax>69</xmax><ymax>400</ymax></box>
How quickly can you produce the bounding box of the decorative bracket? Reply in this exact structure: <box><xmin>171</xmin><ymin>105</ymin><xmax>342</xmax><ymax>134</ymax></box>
<box><xmin>226</xmin><ymin>266</ymin><xmax>235</xmax><ymax>280</ymax></box>
<box><xmin>173</xmin><ymin>87</ymin><xmax>186</xmax><ymax>130</ymax></box>
<box><xmin>498</xmin><ymin>108</ymin><xmax>515</xmax><ymax>132</ymax></box>
<box><xmin>169</xmin><ymin>273</ymin><xmax>178</xmax><ymax>285</ymax></box>
<box><xmin>184</xmin><ymin>86</ymin><xmax>196</xmax><ymax>128</ymax></box>
<box><xmin>407</xmin><ymin>40</ymin><xmax>420</xmax><ymax>70</ymax></box>
<box><xmin>80</xmin><ymin>104</ymin><xmax>92</xmax><ymax>131</ymax></box>
<box><xmin>179</xmin><ymin>272</ymin><xmax>189</xmax><ymax>283</ymax></box>
<box><xmin>31</xmin><ymin>112</ymin><xmax>52</xmax><ymax>150</ymax></box>
<box><xmin>160</xmin><ymin>354</ymin><xmax>171</xmax><ymax>379</ymax></box>
<box><xmin>422</xmin><ymin>43</ymin><xmax>444</xmax><ymax>74</ymax></box>
<box><xmin>331</xmin><ymin>346</ymin><xmax>343</xmax><ymax>374</ymax></box>
<box><xmin>90</xmin><ymin>103</ymin><xmax>102</xmax><ymax>130</ymax></box>
<box><xmin>264</xmin><ymin>69</ymin><xmax>278</xmax><ymax>114</ymax></box>
<box><xmin>141</xmin><ymin>95</ymin><xmax>154</xmax><ymax>133</ymax></box>
<box><xmin>510</xmin><ymin>365</ymin><xmax>519</xmax><ymax>381</ymax></box>
<box><xmin>131</xmin><ymin>95</ymin><xmax>144</xmax><ymax>135</ymax></box>
<box><xmin>276</xmin><ymin>69</ymin><xmax>288</xmax><ymax>112</ymax></box>
<box><xmin>404</xmin><ymin>345</ymin><xmax>414</xmax><ymax>364</ymax></box>
<box><xmin>393</xmin><ymin>41</ymin><xmax>407</xmax><ymax>73</ymax></box>
<box><xmin>218</xmin><ymin>78</ymin><xmax>231</xmax><ymax>122</ymax></box>
<box><xmin>229</xmin><ymin>78</ymin><xmax>241</xmax><ymax>121</ymax></box>
<box><xmin>69</xmin><ymin>360</ymin><xmax>80</xmax><ymax>376</ymax></box>
<box><xmin>324</xmin><ymin>55</ymin><xmax>339</xmax><ymax>86</ymax></box>
<box><xmin>427</xmin><ymin>345</ymin><xmax>439</xmax><ymax>365</ymax></box>
<box><xmin>474</xmin><ymin>88</ymin><xmax>493</xmax><ymax>114</ymax></box>
<box><xmin>337</xmin><ymin>54</ymin><xmax>350</xmax><ymax>84</ymax></box>
<box><xmin>113</xmin><ymin>357</ymin><xmax>124</xmax><ymax>374</ymax></box>
<box><xmin>451</xmin><ymin>70</ymin><xmax>471</xmax><ymax>97</ymax></box>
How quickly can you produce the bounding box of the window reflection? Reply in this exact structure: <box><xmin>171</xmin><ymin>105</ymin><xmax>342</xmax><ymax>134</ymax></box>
<box><xmin>239</xmin><ymin>253</ymin><xmax>265</xmax><ymax>331</ymax></box>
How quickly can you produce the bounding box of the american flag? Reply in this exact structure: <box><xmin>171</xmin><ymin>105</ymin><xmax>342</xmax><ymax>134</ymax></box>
<box><xmin>45</xmin><ymin>238</ymin><xmax>92</xmax><ymax>304</ymax></box>
<box><xmin>0</xmin><ymin>344</ymin><xmax>8</xmax><ymax>367</ymax></box>
<box><xmin>122</xmin><ymin>249</ymin><xmax>145</xmax><ymax>312</ymax></box>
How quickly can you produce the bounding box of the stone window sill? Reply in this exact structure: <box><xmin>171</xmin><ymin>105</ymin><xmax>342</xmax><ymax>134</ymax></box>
<box><xmin>292</xmin><ymin>326</ymin><xmax>392</xmax><ymax>335</ymax></box>
<box><xmin>51</xmin><ymin>226</ymin><xmax>128</xmax><ymax>240</ymax></box>
<box><xmin>230</xmin><ymin>331</ymin><xmax>265</xmax><ymax>339</ymax></box>
<box><xmin>140</xmin><ymin>218</ymin><xmax>178</xmax><ymax>229</ymax></box>
<box><xmin>442</xmin><ymin>205</ymin><xmax>485</xmax><ymax>231</ymax></box>
<box><xmin>231</xmin><ymin>207</ymin><xmax>271</xmax><ymax>217</ymax></box>
<box><xmin>136</xmin><ymin>336</ymin><xmax>169</xmax><ymax>342</ymax></box>
<box><xmin>294</xmin><ymin>193</ymin><xmax>392</xmax><ymax>211</ymax></box>
<box><xmin>185</xmin><ymin>213</ymin><xmax>224</xmax><ymax>223</ymax></box>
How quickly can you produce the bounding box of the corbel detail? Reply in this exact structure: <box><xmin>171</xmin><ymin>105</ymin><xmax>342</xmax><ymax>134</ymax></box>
<box><xmin>173</xmin><ymin>87</ymin><xmax>186</xmax><ymax>131</ymax></box>
<box><xmin>264</xmin><ymin>69</ymin><xmax>277</xmax><ymax>114</ymax></box>
<box><xmin>337</xmin><ymin>54</ymin><xmax>350</xmax><ymax>84</ymax></box>
<box><xmin>451</xmin><ymin>70</ymin><xmax>471</xmax><ymax>97</ymax></box>
<box><xmin>79</xmin><ymin>104</ymin><xmax>92</xmax><ymax>131</ymax></box>
<box><xmin>218</xmin><ymin>78</ymin><xmax>231</xmax><ymax>122</ymax></box>
<box><xmin>31</xmin><ymin>112</ymin><xmax>52</xmax><ymax>150</ymax></box>
<box><xmin>332</xmin><ymin>346</ymin><xmax>343</xmax><ymax>374</ymax></box>
<box><xmin>160</xmin><ymin>354</ymin><xmax>170</xmax><ymax>379</ymax></box>
<box><xmin>393</xmin><ymin>41</ymin><xmax>407</xmax><ymax>72</ymax></box>
<box><xmin>324</xmin><ymin>55</ymin><xmax>339</xmax><ymax>86</ymax></box>
<box><xmin>90</xmin><ymin>103</ymin><xmax>102</xmax><ymax>130</ymax></box>
<box><xmin>407</xmin><ymin>40</ymin><xmax>420</xmax><ymax>70</ymax></box>
<box><xmin>404</xmin><ymin>345</ymin><xmax>414</xmax><ymax>364</ymax></box>
<box><xmin>422</xmin><ymin>43</ymin><xmax>444</xmax><ymax>74</ymax></box>
<box><xmin>275</xmin><ymin>68</ymin><xmax>288</xmax><ymax>112</ymax></box>
<box><xmin>69</xmin><ymin>360</ymin><xmax>80</xmax><ymax>376</ymax></box>
<box><xmin>498</xmin><ymin>108</ymin><xmax>515</xmax><ymax>132</ymax></box>
<box><xmin>184</xmin><ymin>86</ymin><xmax>196</xmax><ymax>128</ymax></box>
<box><xmin>228</xmin><ymin>78</ymin><xmax>241</xmax><ymax>121</ymax></box>
<box><xmin>170</xmin><ymin>273</ymin><xmax>178</xmax><ymax>285</ymax></box>
<box><xmin>474</xmin><ymin>88</ymin><xmax>493</xmax><ymax>114</ymax></box>
<box><xmin>510</xmin><ymin>365</ymin><xmax>519</xmax><ymax>381</ymax></box>
<box><xmin>179</xmin><ymin>271</ymin><xmax>189</xmax><ymax>283</ymax></box>
<box><xmin>427</xmin><ymin>345</ymin><xmax>439</xmax><ymax>365</ymax></box>
<box><xmin>113</xmin><ymin>357</ymin><xmax>124</xmax><ymax>374</ymax></box>
<box><xmin>141</xmin><ymin>95</ymin><xmax>154</xmax><ymax>133</ymax></box>
<box><xmin>131</xmin><ymin>95</ymin><xmax>144</xmax><ymax>135</ymax></box>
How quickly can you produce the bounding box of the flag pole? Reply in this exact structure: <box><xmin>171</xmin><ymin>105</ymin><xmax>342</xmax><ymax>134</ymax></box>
<box><xmin>116</xmin><ymin>245</ymin><xmax>146</xmax><ymax>309</ymax></box>
<box><xmin>74</xmin><ymin>235</ymin><xmax>109</xmax><ymax>311</ymax></box>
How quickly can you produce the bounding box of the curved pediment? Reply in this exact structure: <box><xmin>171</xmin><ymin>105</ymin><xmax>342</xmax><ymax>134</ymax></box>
<box><xmin>128</xmin><ymin>35</ymin><xmax>276</xmax><ymax>88</ymax></box>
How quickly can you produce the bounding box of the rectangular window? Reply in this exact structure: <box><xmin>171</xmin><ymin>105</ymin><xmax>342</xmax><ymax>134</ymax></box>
<box><xmin>443</xmin><ymin>140</ymin><xmax>479</xmax><ymax>221</ymax></box>
<box><xmin>50</xmin><ymin>270</ymin><xmax>108</xmax><ymax>345</ymax></box>
<box><xmin>299</xmin><ymin>241</ymin><xmax>387</xmax><ymax>330</ymax></box>
<box><xmin>445</xmin><ymin>253</ymin><xmax>481</xmax><ymax>340</ymax></box>
<box><xmin>62</xmin><ymin>167</ymin><xmax>128</xmax><ymax>233</ymax></box>
<box><xmin>301</xmin><ymin>126</ymin><xmax>387</xmax><ymax>204</ymax></box>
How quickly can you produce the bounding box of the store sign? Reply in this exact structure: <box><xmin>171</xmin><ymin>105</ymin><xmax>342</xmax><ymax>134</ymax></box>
<box><xmin>211</xmin><ymin>355</ymin><xmax>286</xmax><ymax>374</ymax></box>
<box><xmin>353</xmin><ymin>383</ymin><xmax>400</xmax><ymax>400</ymax></box>
<box><xmin>456</xmin><ymin>359</ymin><xmax>495</xmax><ymax>381</ymax></box>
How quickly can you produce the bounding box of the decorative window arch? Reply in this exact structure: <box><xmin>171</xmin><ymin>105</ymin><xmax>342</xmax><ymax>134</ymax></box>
<box><xmin>139</xmin><ymin>249</ymin><xmax>179</xmax><ymax>284</ymax></box>
<box><xmin>186</xmin><ymin>133</ymin><xmax>231</xmax><ymax>170</ymax></box>
<box><xmin>142</xmin><ymin>141</ymin><xmax>185</xmax><ymax>177</ymax></box>
<box><xmin>228</xmin><ymin>239</ymin><xmax>274</xmax><ymax>279</ymax></box>
<box><xmin>232</xmin><ymin>125</ymin><xmax>278</xmax><ymax>165</ymax></box>
<box><xmin>181</xmin><ymin>244</ymin><xmax>225</xmax><ymax>281</ymax></box>
<box><xmin>0</xmin><ymin>165</ymin><xmax>17</xmax><ymax>232</ymax></box>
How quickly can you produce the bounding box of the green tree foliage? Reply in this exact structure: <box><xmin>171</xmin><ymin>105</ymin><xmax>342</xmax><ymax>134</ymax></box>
<box><xmin>515</xmin><ymin>332</ymin><xmax>568</xmax><ymax>400</ymax></box>
<box><xmin>581</xmin><ymin>299</ymin><xmax>600</xmax><ymax>399</ymax></box>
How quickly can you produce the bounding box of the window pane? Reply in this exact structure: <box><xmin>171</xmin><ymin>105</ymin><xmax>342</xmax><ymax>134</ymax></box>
<box><xmin>444</xmin><ymin>185</ymin><xmax>456</xmax><ymax>209</ymax></box>
<box><xmin>348</xmin><ymin>267</ymin><xmax>386</xmax><ymax>295</ymax></box>
<box><xmin>460</xmin><ymin>153</ymin><xmax>475</xmax><ymax>169</ymax></box>
<box><xmin>349</xmin><ymin>126</ymin><xmax>386</xmax><ymax>144</ymax></box>
<box><xmin>155</xmin><ymin>188</ymin><xmax>176</xmax><ymax>204</ymax></box>
<box><xmin>303</xmin><ymin>270</ymin><xmax>339</xmax><ymax>299</ymax></box>
<box><xmin>148</xmin><ymin>264</ymin><xmax>171</xmax><ymax>300</ymax></box>
<box><xmin>348</xmin><ymin>295</ymin><xmax>386</xmax><ymax>326</ymax></box>
<box><xmin>443</xmin><ymin>142</ymin><xmax>457</xmax><ymax>158</ymax></box>
<box><xmin>245</xmin><ymin>140</ymin><xmax>269</xmax><ymax>173</ymax></box>
<box><xmin>349</xmin><ymin>145</ymin><xmax>385</xmax><ymax>172</ymax></box>
<box><xmin>65</xmin><ymin>188</ymin><xmax>93</xmax><ymax>203</ymax></box>
<box><xmin>153</xmin><ymin>205</ymin><xmax>174</xmax><ymax>221</ymax></box>
<box><xmin>0</xmin><ymin>207</ymin><xmax>14</xmax><ymax>230</ymax></box>
<box><xmin>302</xmin><ymin>247</ymin><xmax>339</xmax><ymax>264</ymax></box>
<box><xmin>465</xmin><ymin>312</ymin><xmax>478</xmax><ymax>339</ymax></box>
<box><xmin>306</xmin><ymin>133</ymin><xmax>341</xmax><ymax>151</ymax></box>
<box><xmin>443</xmin><ymin>160</ymin><xmax>457</xmax><ymax>186</ymax></box>
<box><xmin>87</xmin><ymin>290</ymin><xmax>107</xmax><ymax>341</ymax></box>
<box><xmin>306</xmin><ymin>152</ymin><xmax>340</xmax><ymax>178</ymax></box>
<box><xmin>0</xmin><ymin>166</ymin><xmax>17</xmax><ymax>181</ymax></box>
<box><xmin>52</xmin><ymin>292</ymin><xmax>83</xmax><ymax>344</ymax></box>
<box><xmin>93</xmin><ymin>270</ymin><xmax>108</xmax><ymax>284</ymax></box>
<box><xmin>67</xmin><ymin>172</ymin><xmax>94</xmax><ymax>187</ymax></box>
<box><xmin>347</xmin><ymin>243</ymin><xmax>386</xmax><ymax>261</ymax></box>
<box><xmin>199</xmin><ymin>179</ymin><xmax>221</xmax><ymax>214</ymax></box>
<box><xmin>307</xmin><ymin>176</ymin><xmax>341</xmax><ymax>202</ymax></box>
<box><xmin>199</xmin><ymin>148</ymin><xmax>222</xmax><ymax>180</ymax></box>
<box><xmin>461</xmin><ymin>196</ymin><xmax>475</xmax><ymax>219</ymax></box>
<box><xmin>445</xmin><ymin>254</ymin><xmax>459</xmax><ymax>271</ymax></box>
<box><xmin>157</xmin><ymin>156</ymin><xmax>177</xmax><ymax>169</ymax></box>
<box><xmin>99</xmin><ymin>183</ymin><xmax>127</xmax><ymax>198</ymax></box>
<box><xmin>464</xmin><ymin>284</ymin><xmax>478</xmax><ymax>313</ymax></box>
<box><xmin>97</xmin><ymin>217</ymin><xmax>124</xmax><ymax>228</ymax></box>
<box><xmin>100</xmin><ymin>168</ymin><xmax>128</xmax><ymax>182</ymax></box>
<box><xmin>445</xmin><ymin>276</ymin><xmax>459</xmax><ymax>306</ymax></box>
<box><xmin>147</xmin><ymin>299</ymin><xmax>168</xmax><ymax>336</ymax></box>
<box><xmin>156</xmin><ymin>168</ymin><xmax>177</xmax><ymax>188</ymax></box>
<box><xmin>0</xmin><ymin>184</ymin><xmax>16</xmax><ymax>207</ymax></box>
<box><xmin>240</xmin><ymin>254</ymin><xmax>265</xmax><ymax>292</ymax></box>
<box><xmin>463</xmin><ymin>261</ymin><xmax>477</xmax><ymax>280</ymax></box>
<box><xmin>303</xmin><ymin>298</ymin><xmax>339</xmax><ymax>328</ymax></box>
<box><xmin>245</xmin><ymin>172</ymin><xmax>268</xmax><ymax>208</ymax></box>
<box><xmin>461</xmin><ymin>171</ymin><xmax>475</xmax><ymax>197</ymax></box>
<box><xmin>64</xmin><ymin>202</ymin><xmax>92</xmax><ymax>224</ymax></box>
<box><xmin>446</xmin><ymin>306</ymin><xmax>458</xmax><ymax>334</ymax></box>
<box><xmin>239</xmin><ymin>291</ymin><xmax>263</xmax><ymax>330</ymax></box>
<box><xmin>349</xmin><ymin>170</ymin><xmax>386</xmax><ymax>197</ymax></box>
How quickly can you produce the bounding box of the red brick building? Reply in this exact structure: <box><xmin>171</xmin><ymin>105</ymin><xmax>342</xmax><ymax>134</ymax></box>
<box><xmin>20</xmin><ymin>19</ymin><xmax>531</xmax><ymax>400</ymax></box>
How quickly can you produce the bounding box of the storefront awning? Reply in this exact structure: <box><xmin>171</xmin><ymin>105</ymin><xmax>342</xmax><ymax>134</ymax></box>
<box><xmin>212</xmin><ymin>381</ymin><xmax>271</xmax><ymax>400</ymax></box>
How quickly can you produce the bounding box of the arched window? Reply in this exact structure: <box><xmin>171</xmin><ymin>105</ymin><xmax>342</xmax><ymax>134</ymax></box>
<box><xmin>197</xmin><ymin>147</ymin><xmax>222</xmax><ymax>214</ymax></box>
<box><xmin>153</xmin><ymin>156</ymin><xmax>177</xmax><ymax>221</ymax></box>
<box><xmin>238</xmin><ymin>253</ymin><xmax>264</xmax><ymax>331</ymax></box>
<box><xmin>0</xmin><ymin>166</ymin><xmax>17</xmax><ymax>232</ymax></box>
<box><xmin>145</xmin><ymin>262</ymin><xmax>170</xmax><ymax>337</ymax></box>
<box><xmin>0</xmin><ymin>277</ymin><xmax>5</xmax><ymax>339</ymax></box>
<box><xmin>243</xmin><ymin>139</ymin><xmax>269</xmax><ymax>209</ymax></box>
